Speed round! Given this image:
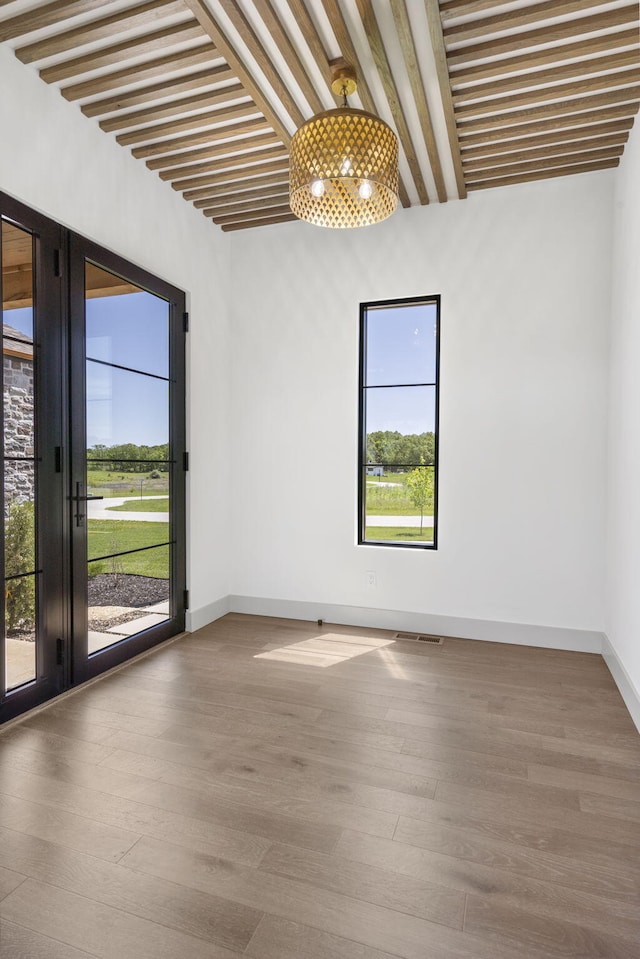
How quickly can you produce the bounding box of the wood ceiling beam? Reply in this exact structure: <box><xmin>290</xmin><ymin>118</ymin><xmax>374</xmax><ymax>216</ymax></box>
<box><xmin>353</xmin><ymin>0</ymin><xmax>429</xmax><ymax>205</ymax></box>
<box><xmin>443</xmin><ymin>0</ymin><xmax>624</xmax><ymax>45</ymax></box>
<box><xmin>181</xmin><ymin>160</ymin><xmax>289</xmax><ymax>197</ymax></box>
<box><xmin>117</xmin><ymin>99</ymin><xmax>256</xmax><ymax>145</ymax></box>
<box><xmin>133</xmin><ymin>117</ymin><xmax>269</xmax><ymax>159</ymax></box>
<box><xmin>460</xmin><ymin>123</ymin><xmax>633</xmax><ymax>158</ymax></box>
<box><xmin>455</xmin><ymin>71</ymin><xmax>640</xmax><ymax>119</ymax></box>
<box><xmin>193</xmin><ymin>178</ymin><xmax>289</xmax><ymax>208</ymax></box>
<box><xmin>171</xmin><ymin>149</ymin><xmax>288</xmax><ymax>189</ymax></box>
<box><xmin>453</xmin><ymin>51</ymin><xmax>640</xmax><ymax>102</ymax></box>
<box><xmin>0</xmin><ymin>0</ymin><xmax>112</xmax><ymax>43</ymax></box>
<box><xmin>85</xmin><ymin>66</ymin><xmax>234</xmax><ymax>118</ymax></box>
<box><xmin>202</xmin><ymin>190</ymin><xmax>290</xmax><ymax>218</ymax></box>
<box><xmin>390</xmin><ymin>0</ymin><xmax>447</xmax><ymax>202</ymax></box>
<box><xmin>424</xmin><ymin>0</ymin><xmax>466</xmax><ymax>199</ymax></box>
<box><xmin>457</xmin><ymin>87</ymin><xmax>640</xmax><ymax>133</ymax></box>
<box><xmin>282</xmin><ymin>0</ymin><xmax>331</xmax><ymax>84</ymax></box>
<box><xmin>450</xmin><ymin>31</ymin><xmax>640</xmax><ymax>84</ymax></box>
<box><xmin>39</xmin><ymin>22</ymin><xmax>204</xmax><ymax>84</ymax></box>
<box><xmin>148</xmin><ymin>131</ymin><xmax>279</xmax><ymax>171</ymax></box>
<box><xmin>62</xmin><ymin>45</ymin><xmax>218</xmax><ymax>101</ymax></box>
<box><xmin>440</xmin><ymin>0</ymin><xmax>529</xmax><ymax>17</ymax></box>
<box><xmin>466</xmin><ymin>157</ymin><xmax>619</xmax><ymax>191</ymax></box>
<box><xmin>463</xmin><ymin>142</ymin><xmax>624</xmax><ymax>172</ymax></box>
<box><xmin>253</xmin><ymin>0</ymin><xmax>324</xmax><ymax>115</ymax></box>
<box><xmin>447</xmin><ymin>8</ymin><xmax>639</xmax><ymax>66</ymax></box>
<box><xmin>458</xmin><ymin>104</ymin><xmax>639</xmax><ymax>144</ymax></box>
<box><xmin>213</xmin><ymin>203</ymin><xmax>291</xmax><ymax>226</ymax></box>
<box><xmin>99</xmin><ymin>82</ymin><xmax>244</xmax><ymax>132</ymax></box>
<box><xmin>183</xmin><ymin>0</ymin><xmax>295</xmax><ymax>142</ymax></box>
<box><xmin>16</xmin><ymin>0</ymin><xmax>187</xmax><ymax>64</ymax></box>
<box><xmin>221</xmin><ymin>212</ymin><xmax>297</xmax><ymax>232</ymax></box>
<box><xmin>160</xmin><ymin>142</ymin><xmax>287</xmax><ymax>181</ymax></box>
<box><xmin>320</xmin><ymin>0</ymin><xmax>410</xmax><ymax>208</ymax></box>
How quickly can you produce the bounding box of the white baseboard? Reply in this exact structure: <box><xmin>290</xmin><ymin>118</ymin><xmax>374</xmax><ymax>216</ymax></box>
<box><xmin>185</xmin><ymin>594</ymin><xmax>230</xmax><ymax>632</ymax></box>
<box><xmin>226</xmin><ymin>595</ymin><xmax>604</xmax><ymax>653</ymax></box>
<box><xmin>602</xmin><ymin>634</ymin><xmax>640</xmax><ymax>734</ymax></box>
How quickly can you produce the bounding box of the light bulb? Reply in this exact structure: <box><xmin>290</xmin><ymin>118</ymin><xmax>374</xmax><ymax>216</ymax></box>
<box><xmin>340</xmin><ymin>157</ymin><xmax>352</xmax><ymax>177</ymax></box>
<box><xmin>358</xmin><ymin>179</ymin><xmax>373</xmax><ymax>200</ymax></box>
<box><xmin>310</xmin><ymin>179</ymin><xmax>325</xmax><ymax>197</ymax></box>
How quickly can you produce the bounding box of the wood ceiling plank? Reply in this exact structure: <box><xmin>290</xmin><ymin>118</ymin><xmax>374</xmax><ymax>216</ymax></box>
<box><xmin>390</xmin><ymin>0</ymin><xmax>447</xmax><ymax>202</ymax></box>
<box><xmin>99</xmin><ymin>82</ymin><xmax>244</xmax><ymax>131</ymax></box>
<box><xmin>354</xmin><ymin>0</ymin><xmax>429</xmax><ymax>205</ymax></box>
<box><xmin>0</xmin><ymin>0</ymin><xmax>112</xmax><ymax>44</ymax></box>
<box><xmin>181</xmin><ymin>160</ymin><xmax>290</xmax><ymax>197</ymax></box>
<box><xmin>213</xmin><ymin>203</ymin><xmax>292</xmax><ymax>225</ymax></box>
<box><xmin>253</xmin><ymin>0</ymin><xmax>324</xmax><ymax>115</ymax></box>
<box><xmin>202</xmin><ymin>190</ymin><xmax>290</xmax><ymax>217</ymax></box>
<box><xmin>170</xmin><ymin>148</ymin><xmax>288</xmax><ymax>188</ymax></box>
<box><xmin>39</xmin><ymin>22</ymin><xmax>205</xmax><ymax>84</ymax></box>
<box><xmin>62</xmin><ymin>45</ymin><xmax>218</xmax><ymax>101</ymax></box>
<box><xmin>320</xmin><ymin>0</ymin><xmax>411</xmax><ymax>208</ymax></box>
<box><xmin>463</xmin><ymin>142</ymin><xmax>625</xmax><ymax>172</ymax></box>
<box><xmin>453</xmin><ymin>51</ymin><xmax>640</xmax><ymax>101</ymax></box>
<box><xmin>16</xmin><ymin>0</ymin><xmax>187</xmax><ymax>64</ymax></box>
<box><xmin>447</xmin><ymin>8</ymin><xmax>639</xmax><ymax>65</ymax></box>
<box><xmin>183</xmin><ymin>0</ymin><xmax>296</xmax><ymax>141</ymax></box>
<box><xmin>84</xmin><ymin>65</ymin><xmax>234</xmax><ymax>117</ymax></box>
<box><xmin>221</xmin><ymin>212</ymin><xmax>297</xmax><ymax>231</ymax></box>
<box><xmin>148</xmin><ymin>130</ymin><xmax>279</xmax><ymax>170</ymax></box>
<box><xmin>458</xmin><ymin>103</ymin><xmax>639</xmax><ymax>143</ymax></box>
<box><xmin>133</xmin><ymin>117</ymin><xmax>269</xmax><ymax>159</ymax></box>
<box><xmin>193</xmin><ymin>179</ymin><xmax>289</xmax><ymax>208</ymax></box>
<box><xmin>460</xmin><ymin>123</ymin><xmax>633</xmax><ymax>157</ymax></box>
<box><xmin>159</xmin><ymin>137</ymin><xmax>284</xmax><ymax>179</ymax></box>
<box><xmin>466</xmin><ymin>157</ymin><xmax>620</xmax><ymax>191</ymax></box>
<box><xmin>441</xmin><ymin>0</ymin><xmax>524</xmax><ymax>18</ymax></box>
<box><xmin>457</xmin><ymin>87</ymin><xmax>640</xmax><ymax>132</ymax></box>
<box><xmin>455</xmin><ymin>70</ymin><xmax>640</xmax><ymax>118</ymax></box>
<box><xmin>443</xmin><ymin>0</ymin><xmax>622</xmax><ymax>44</ymax></box>
<box><xmin>282</xmin><ymin>0</ymin><xmax>331</xmax><ymax>82</ymax></box>
<box><xmin>424</xmin><ymin>0</ymin><xmax>467</xmax><ymax>199</ymax></box>
<box><xmin>450</xmin><ymin>32</ymin><xmax>640</xmax><ymax>84</ymax></box>
<box><xmin>117</xmin><ymin>99</ymin><xmax>256</xmax><ymax>145</ymax></box>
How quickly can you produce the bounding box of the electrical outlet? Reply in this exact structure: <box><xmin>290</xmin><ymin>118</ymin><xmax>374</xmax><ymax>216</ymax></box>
<box><xmin>366</xmin><ymin>570</ymin><xmax>376</xmax><ymax>588</ymax></box>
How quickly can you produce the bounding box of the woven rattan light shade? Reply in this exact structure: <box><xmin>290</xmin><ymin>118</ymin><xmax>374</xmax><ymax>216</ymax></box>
<box><xmin>289</xmin><ymin>107</ymin><xmax>398</xmax><ymax>228</ymax></box>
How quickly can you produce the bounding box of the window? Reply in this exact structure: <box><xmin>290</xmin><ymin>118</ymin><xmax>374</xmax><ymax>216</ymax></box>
<box><xmin>358</xmin><ymin>295</ymin><xmax>440</xmax><ymax>549</ymax></box>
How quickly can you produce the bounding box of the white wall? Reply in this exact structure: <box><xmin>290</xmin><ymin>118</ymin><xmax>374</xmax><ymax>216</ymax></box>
<box><xmin>0</xmin><ymin>47</ymin><xmax>232</xmax><ymax>618</ymax></box>
<box><xmin>229</xmin><ymin>172</ymin><xmax>613</xmax><ymax>649</ymax></box>
<box><xmin>606</xmin><ymin>122</ymin><xmax>640</xmax><ymax>727</ymax></box>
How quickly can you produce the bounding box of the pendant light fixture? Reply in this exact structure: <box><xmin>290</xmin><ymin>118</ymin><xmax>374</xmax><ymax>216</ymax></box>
<box><xmin>289</xmin><ymin>66</ymin><xmax>399</xmax><ymax>229</ymax></box>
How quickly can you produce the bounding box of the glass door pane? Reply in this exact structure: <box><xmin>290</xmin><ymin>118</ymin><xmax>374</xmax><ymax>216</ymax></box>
<box><xmin>83</xmin><ymin>264</ymin><xmax>172</xmax><ymax>656</ymax></box>
<box><xmin>2</xmin><ymin>221</ymin><xmax>38</xmax><ymax>690</ymax></box>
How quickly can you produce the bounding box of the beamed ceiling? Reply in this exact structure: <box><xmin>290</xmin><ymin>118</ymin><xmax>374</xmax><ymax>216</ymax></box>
<box><xmin>1</xmin><ymin>0</ymin><xmax>638</xmax><ymax>231</ymax></box>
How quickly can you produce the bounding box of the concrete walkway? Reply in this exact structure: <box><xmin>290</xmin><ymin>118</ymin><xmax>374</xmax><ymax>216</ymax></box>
<box><xmin>88</xmin><ymin>495</ymin><xmax>169</xmax><ymax>523</ymax></box>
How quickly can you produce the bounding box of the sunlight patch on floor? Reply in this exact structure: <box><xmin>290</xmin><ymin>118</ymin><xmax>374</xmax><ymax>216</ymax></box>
<box><xmin>254</xmin><ymin>632</ymin><xmax>395</xmax><ymax>667</ymax></box>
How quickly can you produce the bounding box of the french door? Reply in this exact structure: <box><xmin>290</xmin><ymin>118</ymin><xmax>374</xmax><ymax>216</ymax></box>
<box><xmin>0</xmin><ymin>195</ymin><xmax>186</xmax><ymax>722</ymax></box>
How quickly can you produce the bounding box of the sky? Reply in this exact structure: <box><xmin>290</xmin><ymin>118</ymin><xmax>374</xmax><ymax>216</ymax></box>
<box><xmin>365</xmin><ymin>302</ymin><xmax>438</xmax><ymax>435</ymax></box>
<box><xmin>8</xmin><ymin>291</ymin><xmax>170</xmax><ymax>449</ymax></box>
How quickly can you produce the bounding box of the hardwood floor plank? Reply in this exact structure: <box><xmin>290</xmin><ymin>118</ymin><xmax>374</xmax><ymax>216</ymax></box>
<box><xmin>334</xmin><ymin>831</ymin><xmax>640</xmax><ymax>941</ymax></box>
<box><xmin>528</xmin><ymin>763</ymin><xmax>640</xmax><ymax>801</ymax></box>
<box><xmin>258</xmin><ymin>842</ymin><xmax>465</xmax><ymax>927</ymax></box>
<box><xmin>463</xmin><ymin>896</ymin><xmax>638</xmax><ymax>958</ymax></box>
<box><xmin>579</xmin><ymin>792</ymin><xmax>640</xmax><ymax>823</ymax></box>
<box><xmin>0</xmin><ymin>726</ymin><xmax>116</xmax><ymax>764</ymax></box>
<box><xmin>0</xmin><ymin>920</ymin><xmax>100</xmax><ymax>959</ymax></box>
<box><xmin>0</xmin><ymin>878</ymin><xmax>244</xmax><ymax>959</ymax></box>
<box><xmin>245</xmin><ymin>914</ymin><xmax>399</xmax><ymax>959</ymax></box>
<box><xmin>393</xmin><ymin>815</ymin><xmax>634</xmax><ymax>898</ymax></box>
<box><xmin>0</xmin><ymin>865</ymin><xmax>27</xmax><ymax>901</ymax></box>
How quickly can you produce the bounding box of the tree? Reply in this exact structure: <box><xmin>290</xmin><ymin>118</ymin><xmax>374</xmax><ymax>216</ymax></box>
<box><xmin>406</xmin><ymin>459</ymin><xmax>434</xmax><ymax>533</ymax></box>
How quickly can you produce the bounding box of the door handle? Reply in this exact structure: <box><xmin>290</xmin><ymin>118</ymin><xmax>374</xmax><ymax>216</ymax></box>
<box><xmin>72</xmin><ymin>482</ymin><xmax>103</xmax><ymax>526</ymax></box>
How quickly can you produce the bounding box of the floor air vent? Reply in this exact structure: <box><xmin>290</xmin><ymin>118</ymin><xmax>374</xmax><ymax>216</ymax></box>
<box><xmin>393</xmin><ymin>632</ymin><xmax>444</xmax><ymax>645</ymax></box>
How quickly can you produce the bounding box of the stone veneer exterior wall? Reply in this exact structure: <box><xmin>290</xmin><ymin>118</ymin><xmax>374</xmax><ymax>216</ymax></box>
<box><xmin>3</xmin><ymin>352</ymin><xmax>35</xmax><ymax>511</ymax></box>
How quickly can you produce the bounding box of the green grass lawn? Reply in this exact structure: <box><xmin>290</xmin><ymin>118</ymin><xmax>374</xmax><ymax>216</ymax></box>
<box><xmin>365</xmin><ymin>525</ymin><xmax>434</xmax><ymax>544</ymax></box>
<box><xmin>365</xmin><ymin>472</ymin><xmax>434</xmax><ymax>516</ymax></box>
<box><xmin>87</xmin><ymin>468</ymin><xmax>168</xmax><ymax>498</ymax></box>
<box><xmin>88</xmin><ymin>520</ymin><xmax>169</xmax><ymax>578</ymax></box>
<box><xmin>107</xmin><ymin>497</ymin><xmax>169</xmax><ymax>513</ymax></box>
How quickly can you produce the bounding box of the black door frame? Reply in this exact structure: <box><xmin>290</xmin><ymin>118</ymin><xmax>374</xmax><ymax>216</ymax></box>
<box><xmin>0</xmin><ymin>193</ymin><xmax>186</xmax><ymax>723</ymax></box>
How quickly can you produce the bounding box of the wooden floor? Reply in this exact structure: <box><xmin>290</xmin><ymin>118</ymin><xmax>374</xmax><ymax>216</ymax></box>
<box><xmin>0</xmin><ymin>614</ymin><xmax>639</xmax><ymax>959</ymax></box>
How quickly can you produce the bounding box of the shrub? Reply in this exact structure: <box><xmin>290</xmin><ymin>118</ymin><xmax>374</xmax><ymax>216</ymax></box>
<box><xmin>5</xmin><ymin>500</ymin><xmax>36</xmax><ymax>632</ymax></box>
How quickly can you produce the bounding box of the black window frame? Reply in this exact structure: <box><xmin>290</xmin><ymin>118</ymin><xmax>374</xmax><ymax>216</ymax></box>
<box><xmin>358</xmin><ymin>294</ymin><xmax>440</xmax><ymax>550</ymax></box>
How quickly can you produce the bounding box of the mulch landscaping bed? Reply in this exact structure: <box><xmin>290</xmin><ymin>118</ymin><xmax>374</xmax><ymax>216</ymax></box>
<box><xmin>88</xmin><ymin>573</ymin><xmax>169</xmax><ymax>609</ymax></box>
